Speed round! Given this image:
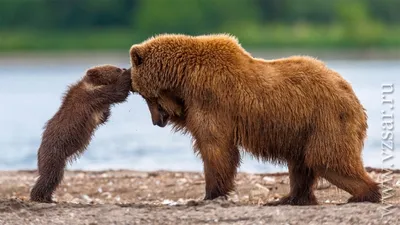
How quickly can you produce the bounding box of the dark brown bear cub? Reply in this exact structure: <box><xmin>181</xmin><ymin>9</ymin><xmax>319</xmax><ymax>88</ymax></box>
<box><xmin>30</xmin><ymin>65</ymin><xmax>131</xmax><ymax>203</ymax></box>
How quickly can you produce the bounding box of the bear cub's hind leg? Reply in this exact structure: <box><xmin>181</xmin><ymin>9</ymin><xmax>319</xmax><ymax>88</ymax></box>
<box><xmin>30</xmin><ymin>159</ymin><xmax>65</xmax><ymax>203</ymax></box>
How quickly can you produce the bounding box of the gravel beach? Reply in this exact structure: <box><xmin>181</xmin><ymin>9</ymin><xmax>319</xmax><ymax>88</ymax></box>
<box><xmin>0</xmin><ymin>169</ymin><xmax>398</xmax><ymax>225</ymax></box>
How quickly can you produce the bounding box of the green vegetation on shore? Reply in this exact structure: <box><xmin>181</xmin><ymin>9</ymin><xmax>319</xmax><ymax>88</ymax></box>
<box><xmin>2</xmin><ymin>24</ymin><xmax>400</xmax><ymax>52</ymax></box>
<box><xmin>1</xmin><ymin>0</ymin><xmax>400</xmax><ymax>52</ymax></box>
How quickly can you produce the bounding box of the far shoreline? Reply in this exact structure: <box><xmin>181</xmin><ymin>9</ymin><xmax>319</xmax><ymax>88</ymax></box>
<box><xmin>0</xmin><ymin>48</ymin><xmax>400</xmax><ymax>67</ymax></box>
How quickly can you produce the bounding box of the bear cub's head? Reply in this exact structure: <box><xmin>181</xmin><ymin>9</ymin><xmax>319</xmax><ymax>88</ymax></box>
<box><xmin>84</xmin><ymin>64</ymin><xmax>130</xmax><ymax>86</ymax></box>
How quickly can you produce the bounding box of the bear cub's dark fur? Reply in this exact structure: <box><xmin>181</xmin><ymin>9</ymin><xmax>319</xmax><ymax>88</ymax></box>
<box><xmin>30</xmin><ymin>65</ymin><xmax>131</xmax><ymax>203</ymax></box>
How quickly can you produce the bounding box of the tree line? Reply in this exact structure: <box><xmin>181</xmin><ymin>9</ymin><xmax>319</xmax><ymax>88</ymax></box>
<box><xmin>1</xmin><ymin>0</ymin><xmax>399</xmax><ymax>50</ymax></box>
<box><xmin>1</xmin><ymin>0</ymin><xmax>398</xmax><ymax>34</ymax></box>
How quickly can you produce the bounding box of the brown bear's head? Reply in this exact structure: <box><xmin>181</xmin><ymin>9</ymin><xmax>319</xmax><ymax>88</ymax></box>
<box><xmin>128</xmin><ymin>34</ymin><xmax>192</xmax><ymax>99</ymax></box>
<box><xmin>129</xmin><ymin>34</ymin><xmax>243</xmax><ymax>127</ymax></box>
<box><xmin>129</xmin><ymin>35</ymin><xmax>188</xmax><ymax>127</ymax></box>
<box><xmin>141</xmin><ymin>91</ymin><xmax>185</xmax><ymax>127</ymax></box>
<box><xmin>144</xmin><ymin>97</ymin><xmax>169</xmax><ymax>127</ymax></box>
<box><xmin>84</xmin><ymin>64</ymin><xmax>130</xmax><ymax>86</ymax></box>
<box><xmin>128</xmin><ymin>33</ymin><xmax>242</xmax><ymax>99</ymax></box>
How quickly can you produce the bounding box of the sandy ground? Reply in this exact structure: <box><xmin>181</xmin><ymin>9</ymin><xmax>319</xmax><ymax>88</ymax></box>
<box><xmin>0</xmin><ymin>168</ymin><xmax>398</xmax><ymax>225</ymax></box>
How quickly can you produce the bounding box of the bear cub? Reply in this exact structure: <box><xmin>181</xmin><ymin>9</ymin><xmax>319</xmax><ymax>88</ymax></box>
<box><xmin>30</xmin><ymin>65</ymin><xmax>131</xmax><ymax>203</ymax></box>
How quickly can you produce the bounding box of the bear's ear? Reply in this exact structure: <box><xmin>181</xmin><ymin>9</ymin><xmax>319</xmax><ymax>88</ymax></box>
<box><xmin>86</xmin><ymin>68</ymin><xmax>99</xmax><ymax>78</ymax></box>
<box><xmin>130</xmin><ymin>45</ymin><xmax>143</xmax><ymax>67</ymax></box>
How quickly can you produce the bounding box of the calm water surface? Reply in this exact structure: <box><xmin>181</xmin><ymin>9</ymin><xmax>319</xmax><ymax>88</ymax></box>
<box><xmin>0</xmin><ymin>54</ymin><xmax>399</xmax><ymax>172</ymax></box>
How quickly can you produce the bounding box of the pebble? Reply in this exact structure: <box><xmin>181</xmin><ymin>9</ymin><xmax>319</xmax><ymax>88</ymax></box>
<box><xmin>82</xmin><ymin>194</ymin><xmax>92</xmax><ymax>203</ymax></box>
<box><xmin>76</xmin><ymin>173</ymin><xmax>85</xmax><ymax>179</ymax></box>
<box><xmin>101</xmin><ymin>192</ymin><xmax>112</xmax><ymax>199</ymax></box>
<box><xmin>177</xmin><ymin>178</ymin><xmax>187</xmax><ymax>185</ymax></box>
<box><xmin>262</xmin><ymin>176</ymin><xmax>276</xmax><ymax>185</ymax></box>
<box><xmin>62</xmin><ymin>193</ymin><xmax>74</xmax><ymax>201</ymax></box>
<box><xmin>162</xmin><ymin>199</ymin><xmax>178</xmax><ymax>206</ymax></box>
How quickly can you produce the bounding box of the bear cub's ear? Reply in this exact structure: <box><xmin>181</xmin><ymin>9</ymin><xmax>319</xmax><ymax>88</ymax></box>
<box><xmin>130</xmin><ymin>45</ymin><xmax>143</xmax><ymax>67</ymax></box>
<box><xmin>87</xmin><ymin>68</ymin><xmax>99</xmax><ymax>78</ymax></box>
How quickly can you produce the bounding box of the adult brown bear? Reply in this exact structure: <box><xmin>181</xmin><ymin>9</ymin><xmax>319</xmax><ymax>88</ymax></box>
<box><xmin>129</xmin><ymin>34</ymin><xmax>381</xmax><ymax>205</ymax></box>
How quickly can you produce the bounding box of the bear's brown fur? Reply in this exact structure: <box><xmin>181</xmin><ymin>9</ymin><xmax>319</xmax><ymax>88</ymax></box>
<box><xmin>140</xmin><ymin>90</ymin><xmax>185</xmax><ymax>128</ymax></box>
<box><xmin>30</xmin><ymin>65</ymin><xmax>132</xmax><ymax>203</ymax></box>
<box><xmin>129</xmin><ymin>34</ymin><xmax>381</xmax><ymax>205</ymax></box>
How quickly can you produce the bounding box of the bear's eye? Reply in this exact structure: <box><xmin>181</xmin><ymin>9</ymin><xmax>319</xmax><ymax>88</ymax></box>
<box><xmin>116</xmin><ymin>68</ymin><xmax>122</xmax><ymax>73</ymax></box>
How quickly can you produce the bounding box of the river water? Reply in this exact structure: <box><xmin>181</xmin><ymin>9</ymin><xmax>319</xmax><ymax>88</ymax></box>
<box><xmin>0</xmin><ymin>53</ymin><xmax>398</xmax><ymax>173</ymax></box>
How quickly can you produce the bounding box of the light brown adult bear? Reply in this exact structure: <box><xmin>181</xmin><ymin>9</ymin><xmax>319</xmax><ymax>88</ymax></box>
<box><xmin>129</xmin><ymin>34</ymin><xmax>381</xmax><ymax>205</ymax></box>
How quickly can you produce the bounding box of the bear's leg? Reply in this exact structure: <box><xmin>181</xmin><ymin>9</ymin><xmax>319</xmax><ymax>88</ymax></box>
<box><xmin>188</xmin><ymin>110</ymin><xmax>240</xmax><ymax>200</ymax></box>
<box><xmin>266</xmin><ymin>161</ymin><xmax>318</xmax><ymax>206</ymax></box>
<box><xmin>197</xmin><ymin>142</ymin><xmax>240</xmax><ymax>200</ymax></box>
<box><xmin>319</xmin><ymin>166</ymin><xmax>381</xmax><ymax>203</ymax></box>
<box><xmin>30</xmin><ymin>153</ymin><xmax>66</xmax><ymax>203</ymax></box>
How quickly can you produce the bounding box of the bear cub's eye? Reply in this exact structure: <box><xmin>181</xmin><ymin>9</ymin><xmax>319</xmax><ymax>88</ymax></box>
<box><xmin>116</xmin><ymin>68</ymin><xmax>122</xmax><ymax>73</ymax></box>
